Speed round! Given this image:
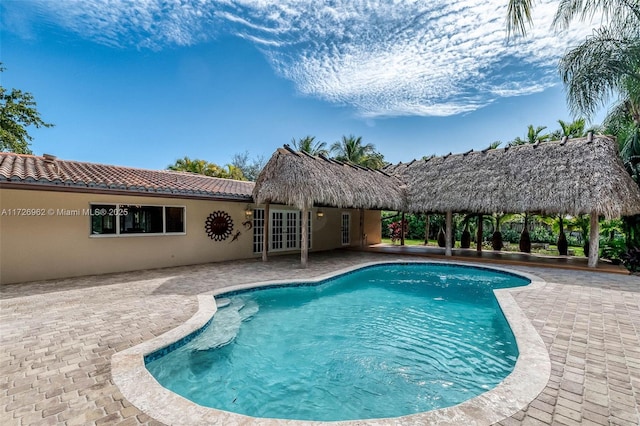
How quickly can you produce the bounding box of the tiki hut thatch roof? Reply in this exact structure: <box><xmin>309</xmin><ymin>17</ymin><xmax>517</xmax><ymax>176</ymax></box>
<box><xmin>392</xmin><ymin>135</ymin><xmax>640</xmax><ymax>219</ymax></box>
<box><xmin>255</xmin><ymin>136</ymin><xmax>640</xmax><ymax>219</ymax></box>
<box><xmin>253</xmin><ymin>146</ymin><xmax>406</xmax><ymax>210</ymax></box>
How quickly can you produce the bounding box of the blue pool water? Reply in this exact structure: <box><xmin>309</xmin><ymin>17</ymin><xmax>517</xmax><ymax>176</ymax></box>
<box><xmin>146</xmin><ymin>263</ymin><xmax>529</xmax><ymax>421</ymax></box>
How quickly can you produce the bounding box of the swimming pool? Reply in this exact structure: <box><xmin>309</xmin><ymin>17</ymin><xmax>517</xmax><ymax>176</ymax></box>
<box><xmin>145</xmin><ymin>263</ymin><xmax>530</xmax><ymax>421</ymax></box>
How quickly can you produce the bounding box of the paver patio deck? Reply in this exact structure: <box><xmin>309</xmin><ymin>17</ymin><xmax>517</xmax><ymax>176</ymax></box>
<box><xmin>1</xmin><ymin>251</ymin><xmax>639</xmax><ymax>425</ymax></box>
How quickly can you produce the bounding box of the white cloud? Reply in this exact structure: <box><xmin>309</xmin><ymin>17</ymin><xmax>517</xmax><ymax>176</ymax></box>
<box><xmin>14</xmin><ymin>0</ymin><xmax>600</xmax><ymax>117</ymax></box>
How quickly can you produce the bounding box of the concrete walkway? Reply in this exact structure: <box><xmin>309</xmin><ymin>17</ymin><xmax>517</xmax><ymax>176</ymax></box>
<box><xmin>1</xmin><ymin>251</ymin><xmax>639</xmax><ymax>425</ymax></box>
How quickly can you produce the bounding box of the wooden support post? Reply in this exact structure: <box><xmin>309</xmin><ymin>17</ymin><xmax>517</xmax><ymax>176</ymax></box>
<box><xmin>445</xmin><ymin>210</ymin><xmax>453</xmax><ymax>256</ymax></box>
<box><xmin>262</xmin><ymin>202</ymin><xmax>269</xmax><ymax>262</ymax></box>
<box><xmin>476</xmin><ymin>214</ymin><xmax>483</xmax><ymax>253</ymax></box>
<box><xmin>359</xmin><ymin>209</ymin><xmax>365</xmax><ymax>248</ymax></box>
<box><xmin>400</xmin><ymin>212</ymin><xmax>405</xmax><ymax>246</ymax></box>
<box><xmin>588</xmin><ymin>212</ymin><xmax>599</xmax><ymax>268</ymax></box>
<box><xmin>424</xmin><ymin>214</ymin><xmax>430</xmax><ymax>245</ymax></box>
<box><xmin>301</xmin><ymin>207</ymin><xmax>308</xmax><ymax>267</ymax></box>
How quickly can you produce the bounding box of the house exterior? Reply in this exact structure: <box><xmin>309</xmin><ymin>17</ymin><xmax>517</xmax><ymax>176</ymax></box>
<box><xmin>0</xmin><ymin>153</ymin><xmax>381</xmax><ymax>284</ymax></box>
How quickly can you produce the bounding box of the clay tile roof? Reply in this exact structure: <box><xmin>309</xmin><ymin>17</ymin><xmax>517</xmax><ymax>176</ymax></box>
<box><xmin>0</xmin><ymin>153</ymin><xmax>254</xmax><ymax>201</ymax></box>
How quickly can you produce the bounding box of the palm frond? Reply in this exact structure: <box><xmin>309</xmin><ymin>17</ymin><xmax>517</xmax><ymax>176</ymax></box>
<box><xmin>553</xmin><ymin>0</ymin><xmax>640</xmax><ymax>31</ymax></box>
<box><xmin>559</xmin><ymin>27</ymin><xmax>640</xmax><ymax>118</ymax></box>
<box><xmin>506</xmin><ymin>0</ymin><xmax>534</xmax><ymax>38</ymax></box>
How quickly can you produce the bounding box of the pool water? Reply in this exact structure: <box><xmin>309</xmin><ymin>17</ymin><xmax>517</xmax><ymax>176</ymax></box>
<box><xmin>146</xmin><ymin>263</ymin><xmax>529</xmax><ymax>421</ymax></box>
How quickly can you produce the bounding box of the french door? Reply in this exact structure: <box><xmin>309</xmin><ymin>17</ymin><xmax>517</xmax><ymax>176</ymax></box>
<box><xmin>252</xmin><ymin>209</ymin><xmax>311</xmax><ymax>253</ymax></box>
<box><xmin>341</xmin><ymin>212</ymin><xmax>350</xmax><ymax>246</ymax></box>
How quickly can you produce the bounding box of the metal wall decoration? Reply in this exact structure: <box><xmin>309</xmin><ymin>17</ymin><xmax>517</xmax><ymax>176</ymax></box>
<box><xmin>205</xmin><ymin>211</ymin><xmax>234</xmax><ymax>241</ymax></box>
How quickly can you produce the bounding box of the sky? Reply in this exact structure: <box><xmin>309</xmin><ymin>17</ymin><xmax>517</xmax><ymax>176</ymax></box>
<box><xmin>1</xmin><ymin>0</ymin><xmax>607</xmax><ymax>170</ymax></box>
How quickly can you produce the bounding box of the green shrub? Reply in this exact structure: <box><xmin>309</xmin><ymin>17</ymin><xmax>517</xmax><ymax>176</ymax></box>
<box><xmin>529</xmin><ymin>227</ymin><xmax>555</xmax><ymax>244</ymax></box>
<box><xmin>502</xmin><ymin>228</ymin><xmax>520</xmax><ymax>243</ymax></box>
<box><xmin>600</xmin><ymin>237</ymin><xmax>627</xmax><ymax>262</ymax></box>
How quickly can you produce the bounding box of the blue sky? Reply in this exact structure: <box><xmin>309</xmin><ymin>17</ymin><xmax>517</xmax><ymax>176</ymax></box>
<box><xmin>2</xmin><ymin>0</ymin><xmax>605</xmax><ymax>170</ymax></box>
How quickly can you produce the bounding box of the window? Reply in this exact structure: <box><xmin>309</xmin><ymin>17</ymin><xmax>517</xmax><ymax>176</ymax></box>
<box><xmin>252</xmin><ymin>209</ymin><xmax>265</xmax><ymax>253</ymax></box>
<box><xmin>165</xmin><ymin>207</ymin><xmax>185</xmax><ymax>233</ymax></box>
<box><xmin>253</xmin><ymin>209</ymin><xmax>311</xmax><ymax>253</ymax></box>
<box><xmin>90</xmin><ymin>204</ymin><xmax>185</xmax><ymax>236</ymax></box>
<box><xmin>120</xmin><ymin>205</ymin><xmax>163</xmax><ymax>234</ymax></box>
<box><xmin>91</xmin><ymin>204</ymin><xmax>117</xmax><ymax>235</ymax></box>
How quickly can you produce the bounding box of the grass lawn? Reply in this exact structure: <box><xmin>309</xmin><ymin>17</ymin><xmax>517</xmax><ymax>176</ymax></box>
<box><xmin>381</xmin><ymin>238</ymin><xmax>586</xmax><ymax>257</ymax></box>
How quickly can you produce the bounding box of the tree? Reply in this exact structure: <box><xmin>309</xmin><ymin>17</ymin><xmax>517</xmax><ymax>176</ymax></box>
<box><xmin>330</xmin><ymin>135</ymin><xmax>386</xmax><ymax>169</ymax></box>
<box><xmin>486</xmin><ymin>141</ymin><xmax>502</xmax><ymax>150</ymax></box>
<box><xmin>604</xmin><ymin>100</ymin><xmax>640</xmax><ymax>249</ymax></box>
<box><xmin>550</xmin><ymin>118</ymin><xmax>587</xmax><ymax>140</ymax></box>
<box><xmin>509</xmin><ymin>125</ymin><xmax>549</xmax><ymax>146</ymax></box>
<box><xmin>291</xmin><ymin>136</ymin><xmax>329</xmax><ymax>156</ymax></box>
<box><xmin>167</xmin><ymin>156</ymin><xmax>247</xmax><ymax>180</ymax></box>
<box><xmin>231</xmin><ymin>151</ymin><xmax>266</xmax><ymax>181</ymax></box>
<box><xmin>0</xmin><ymin>64</ymin><xmax>54</xmax><ymax>154</ymax></box>
<box><xmin>506</xmin><ymin>0</ymin><xmax>640</xmax><ymax>120</ymax></box>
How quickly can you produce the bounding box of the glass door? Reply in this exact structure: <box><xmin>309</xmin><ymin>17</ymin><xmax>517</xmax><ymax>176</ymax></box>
<box><xmin>341</xmin><ymin>212</ymin><xmax>350</xmax><ymax>246</ymax></box>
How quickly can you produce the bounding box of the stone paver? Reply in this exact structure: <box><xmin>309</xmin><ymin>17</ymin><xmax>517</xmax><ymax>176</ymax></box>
<box><xmin>1</xmin><ymin>251</ymin><xmax>639</xmax><ymax>425</ymax></box>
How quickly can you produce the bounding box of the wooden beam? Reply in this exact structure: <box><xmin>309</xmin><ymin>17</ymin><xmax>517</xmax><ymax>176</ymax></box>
<box><xmin>400</xmin><ymin>212</ymin><xmax>405</xmax><ymax>246</ymax></box>
<box><xmin>301</xmin><ymin>207</ymin><xmax>308</xmax><ymax>267</ymax></box>
<box><xmin>262</xmin><ymin>202</ymin><xmax>269</xmax><ymax>262</ymax></box>
<box><xmin>476</xmin><ymin>214</ymin><xmax>483</xmax><ymax>253</ymax></box>
<box><xmin>588</xmin><ymin>213</ymin><xmax>599</xmax><ymax>268</ymax></box>
<box><xmin>424</xmin><ymin>214</ymin><xmax>430</xmax><ymax>245</ymax></box>
<box><xmin>359</xmin><ymin>208</ymin><xmax>365</xmax><ymax>248</ymax></box>
<box><xmin>445</xmin><ymin>210</ymin><xmax>453</xmax><ymax>256</ymax></box>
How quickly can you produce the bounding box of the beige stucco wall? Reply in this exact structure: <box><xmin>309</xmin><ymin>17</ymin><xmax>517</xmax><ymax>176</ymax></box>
<box><xmin>0</xmin><ymin>188</ymin><xmax>382</xmax><ymax>284</ymax></box>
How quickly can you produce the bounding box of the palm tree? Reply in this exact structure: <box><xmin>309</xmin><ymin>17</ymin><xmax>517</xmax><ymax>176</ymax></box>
<box><xmin>550</xmin><ymin>118</ymin><xmax>587</xmax><ymax>140</ymax></box>
<box><xmin>486</xmin><ymin>141</ymin><xmax>502</xmax><ymax>150</ymax></box>
<box><xmin>330</xmin><ymin>135</ymin><xmax>386</xmax><ymax>169</ymax></box>
<box><xmin>507</xmin><ymin>1</ymin><xmax>640</xmax><ymax>120</ymax></box>
<box><xmin>605</xmin><ymin>95</ymin><xmax>640</xmax><ymax>248</ymax></box>
<box><xmin>291</xmin><ymin>136</ymin><xmax>329</xmax><ymax>156</ymax></box>
<box><xmin>220</xmin><ymin>164</ymin><xmax>246</xmax><ymax>180</ymax></box>
<box><xmin>168</xmin><ymin>156</ymin><xmax>246</xmax><ymax>180</ymax></box>
<box><xmin>168</xmin><ymin>157</ymin><xmax>210</xmax><ymax>174</ymax></box>
<box><xmin>509</xmin><ymin>125</ymin><xmax>550</xmax><ymax>146</ymax></box>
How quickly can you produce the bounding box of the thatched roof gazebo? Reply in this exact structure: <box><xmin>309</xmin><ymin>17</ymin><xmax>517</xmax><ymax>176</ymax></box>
<box><xmin>253</xmin><ymin>145</ymin><xmax>406</xmax><ymax>265</ymax></box>
<box><xmin>255</xmin><ymin>135</ymin><xmax>640</xmax><ymax>268</ymax></box>
<box><xmin>388</xmin><ymin>134</ymin><xmax>640</xmax><ymax>266</ymax></box>
<box><xmin>392</xmin><ymin>135</ymin><xmax>640</xmax><ymax>219</ymax></box>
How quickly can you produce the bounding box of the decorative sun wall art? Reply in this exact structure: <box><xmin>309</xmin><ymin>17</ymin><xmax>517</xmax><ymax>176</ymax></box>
<box><xmin>205</xmin><ymin>211</ymin><xmax>234</xmax><ymax>241</ymax></box>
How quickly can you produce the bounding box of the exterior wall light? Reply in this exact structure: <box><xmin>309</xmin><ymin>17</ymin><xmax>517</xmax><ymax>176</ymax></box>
<box><xmin>316</xmin><ymin>210</ymin><xmax>324</xmax><ymax>218</ymax></box>
<box><xmin>245</xmin><ymin>206</ymin><xmax>253</xmax><ymax>219</ymax></box>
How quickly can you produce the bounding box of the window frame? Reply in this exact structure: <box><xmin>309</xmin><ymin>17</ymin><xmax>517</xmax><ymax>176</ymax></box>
<box><xmin>89</xmin><ymin>203</ymin><xmax>186</xmax><ymax>237</ymax></box>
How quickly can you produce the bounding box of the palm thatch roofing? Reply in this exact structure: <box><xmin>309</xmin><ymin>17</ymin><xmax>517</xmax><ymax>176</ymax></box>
<box><xmin>389</xmin><ymin>135</ymin><xmax>640</xmax><ymax>219</ymax></box>
<box><xmin>255</xmin><ymin>136</ymin><xmax>640</xmax><ymax>219</ymax></box>
<box><xmin>252</xmin><ymin>146</ymin><xmax>406</xmax><ymax>210</ymax></box>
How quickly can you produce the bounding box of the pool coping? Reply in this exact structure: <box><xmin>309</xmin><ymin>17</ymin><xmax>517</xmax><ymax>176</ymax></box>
<box><xmin>111</xmin><ymin>260</ymin><xmax>551</xmax><ymax>425</ymax></box>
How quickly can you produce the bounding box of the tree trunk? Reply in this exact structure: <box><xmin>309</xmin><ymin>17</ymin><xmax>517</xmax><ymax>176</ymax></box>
<box><xmin>424</xmin><ymin>214</ymin><xmax>430</xmax><ymax>245</ymax></box>
<box><xmin>557</xmin><ymin>216</ymin><xmax>568</xmax><ymax>256</ymax></box>
<box><xmin>461</xmin><ymin>222</ymin><xmax>471</xmax><ymax>248</ymax></box>
<box><xmin>437</xmin><ymin>228</ymin><xmax>446</xmax><ymax>247</ymax></box>
<box><xmin>588</xmin><ymin>213</ymin><xmax>599</xmax><ymax>268</ymax></box>
<box><xmin>492</xmin><ymin>215</ymin><xmax>503</xmax><ymax>251</ymax></box>
<box><xmin>519</xmin><ymin>213</ymin><xmax>531</xmax><ymax>253</ymax></box>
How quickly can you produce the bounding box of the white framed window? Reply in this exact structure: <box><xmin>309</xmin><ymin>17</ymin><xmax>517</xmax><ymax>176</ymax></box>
<box><xmin>90</xmin><ymin>203</ymin><xmax>186</xmax><ymax>236</ymax></box>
